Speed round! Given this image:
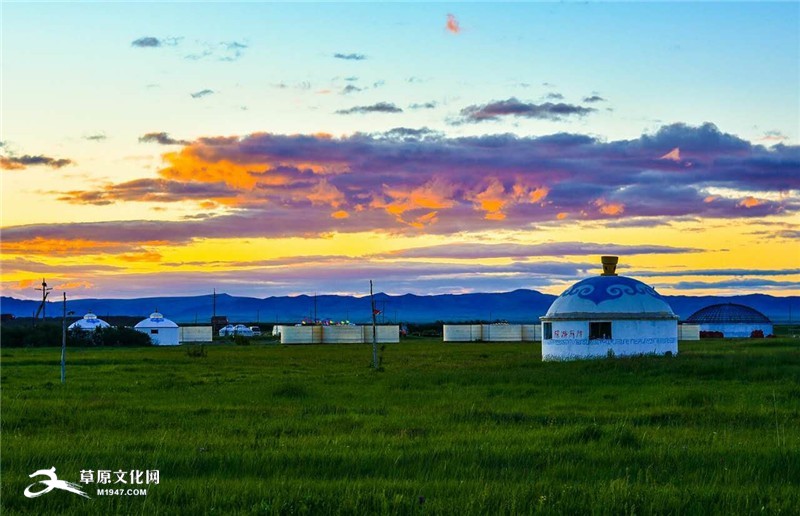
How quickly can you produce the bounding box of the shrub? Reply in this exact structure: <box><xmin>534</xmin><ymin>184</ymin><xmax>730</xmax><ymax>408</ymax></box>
<box><xmin>83</xmin><ymin>327</ymin><xmax>152</xmax><ymax>347</ymax></box>
<box><xmin>0</xmin><ymin>325</ymin><xmax>153</xmax><ymax>347</ymax></box>
<box><xmin>185</xmin><ymin>344</ymin><xmax>207</xmax><ymax>358</ymax></box>
<box><xmin>273</xmin><ymin>382</ymin><xmax>309</xmax><ymax>398</ymax></box>
<box><xmin>0</xmin><ymin>324</ymin><xmax>61</xmax><ymax>348</ymax></box>
<box><xmin>750</xmin><ymin>329</ymin><xmax>764</xmax><ymax>338</ymax></box>
<box><xmin>232</xmin><ymin>334</ymin><xmax>250</xmax><ymax>346</ymax></box>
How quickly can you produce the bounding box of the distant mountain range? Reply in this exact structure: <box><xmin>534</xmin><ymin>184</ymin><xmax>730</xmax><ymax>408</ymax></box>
<box><xmin>2</xmin><ymin>290</ymin><xmax>798</xmax><ymax>324</ymax></box>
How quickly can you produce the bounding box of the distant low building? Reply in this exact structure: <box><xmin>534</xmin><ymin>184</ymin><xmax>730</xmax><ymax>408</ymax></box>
<box><xmin>211</xmin><ymin>315</ymin><xmax>229</xmax><ymax>333</ymax></box>
<box><xmin>68</xmin><ymin>312</ymin><xmax>111</xmax><ymax>331</ymax></box>
<box><xmin>135</xmin><ymin>312</ymin><xmax>180</xmax><ymax>346</ymax></box>
<box><xmin>686</xmin><ymin>303</ymin><xmax>773</xmax><ymax>338</ymax></box>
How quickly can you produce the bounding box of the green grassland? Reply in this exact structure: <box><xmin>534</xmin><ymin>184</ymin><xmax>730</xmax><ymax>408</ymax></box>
<box><xmin>2</xmin><ymin>338</ymin><xmax>799</xmax><ymax>515</ymax></box>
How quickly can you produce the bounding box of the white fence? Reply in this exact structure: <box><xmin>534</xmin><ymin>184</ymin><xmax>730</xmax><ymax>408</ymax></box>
<box><xmin>522</xmin><ymin>324</ymin><xmax>542</xmax><ymax>341</ymax></box>
<box><xmin>444</xmin><ymin>324</ymin><xmax>541</xmax><ymax>342</ymax></box>
<box><xmin>280</xmin><ymin>325</ymin><xmax>399</xmax><ymax>344</ymax></box>
<box><xmin>179</xmin><ymin>326</ymin><xmax>213</xmax><ymax>343</ymax></box>
<box><xmin>443</xmin><ymin>324</ymin><xmax>483</xmax><ymax>342</ymax></box>
<box><xmin>679</xmin><ymin>324</ymin><xmax>700</xmax><ymax>340</ymax></box>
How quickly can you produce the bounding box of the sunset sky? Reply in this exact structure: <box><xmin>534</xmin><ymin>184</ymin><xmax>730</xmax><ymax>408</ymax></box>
<box><xmin>2</xmin><ymin>2</ymin><xmax>798</xmax><ymax>300</ymax></box>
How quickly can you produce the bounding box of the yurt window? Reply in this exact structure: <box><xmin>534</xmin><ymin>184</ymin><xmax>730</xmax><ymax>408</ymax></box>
<box><xmin>543</xmin><ymin>323</ymin><xmax>552</xmax><ymax>340</ymax></box>
<box><xmin>150</xmin><ymin>329</ymin><xmax>159</xmax><ymax>335</ymax></box>
<box><xmin>589</xmin><ymin>322</ymin><xmax>611</xmax><ymax>340</ymax></box>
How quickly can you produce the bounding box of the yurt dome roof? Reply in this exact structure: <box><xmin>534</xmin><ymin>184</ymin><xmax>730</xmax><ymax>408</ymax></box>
<box><xmin>134</xmin><ymin>311</ymin><xmax>179</xmax><ymax>328</ymax></box>
<box><xmin>686</xmin><ymin>303</ymin><xmax>770</xmax><ymax>324</ymax></box>
<box><xmin>543</xmin><ymin>256</ymin><xmax>677</xmax><ymax>321</ymax></box>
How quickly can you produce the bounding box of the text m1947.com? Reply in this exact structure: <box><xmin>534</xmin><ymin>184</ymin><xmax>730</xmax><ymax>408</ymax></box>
<box><xmin>96</xmin><ymin>488</ymin><xmax>148</xmax><ymax>496</ymax></box>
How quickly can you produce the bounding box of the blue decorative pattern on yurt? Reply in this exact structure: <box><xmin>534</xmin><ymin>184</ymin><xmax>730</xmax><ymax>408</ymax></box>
<box><xmin>559</xmin><ymin>276</ymin><xmax>662</xmax><ymax>306</ymax></box>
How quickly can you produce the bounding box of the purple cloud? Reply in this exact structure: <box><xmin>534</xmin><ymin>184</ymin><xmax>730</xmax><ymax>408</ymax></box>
<box><xmin>381</xmin><ymin>242</ymin><xmax>699</xmax><ymax>260</ymax></box>
<box><xmin>131</xmin><ymin>36</ymin><xmax>162</xmax><ymax>48</ymax></box>
<box><xmin>669</xmin><ymin>279</ymin><xmax>800</xmax><ymax>290</ymax></box>
<box><xmin>1</xmin><ymin>154</ymin><xmax>73</xmax><ymax>170</ymax></box>
<box><xmin>583</xmin><ymin>95</ymin><xmax>606</xmax><ymax>103</ymax></box>
<box><xmin>334</xmin><ymin>53</ymin><xmax>366</xmax><ymax>61</ymax></box>
<box><xmin>57</xmin><ymin>178</ymin><xmax>238</xmax><ymax>205</ymax></box>
<box><xmin>456</xmin><ymin>97</ymin><xmax>595</xmax><ymax>123</ymax></box>
<box><xmin>335</xmin><ymin>102</ymin><xmax>402</xmax><ymax>114</ymax></box>
<box><xmin>637</xmin><ymin>268</ymin><xmax>800</xmax><ymax>278</ymax></box>
<box><xmin>139</xmin><ymin>132</ymin><xmax>190</xmax><ymax>145</ymax></box>
<box><xmin>190</xmin><ymin>89</ymin><xmax>214</xmax><ymax>99</ymax></box>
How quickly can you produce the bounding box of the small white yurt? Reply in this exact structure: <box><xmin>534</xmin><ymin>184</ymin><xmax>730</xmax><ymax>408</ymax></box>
<box><xmin>540</xmin><ymin>256</ymin><xmax>678</xmax><ymax>361</ymax></box>
<box><xmin>68</xmin><ymin>312</ymin><xmax>111</xmax><ymax>331</ymax></box>
<box><xmin>220</xmin><ymin>324</ymin><xmax>254</xmax><ymax>337</ymax></box>
<box><xmin>135</xmin><ymin>311</ymin><xmax>180</xmax><ymax>346</ymax></box>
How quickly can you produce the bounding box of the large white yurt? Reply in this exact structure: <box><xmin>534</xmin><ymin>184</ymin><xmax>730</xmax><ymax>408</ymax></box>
<box><xmin>540</xmin><ymin>256</ymin><xmax>678</xmax><ymax>361</ymax></box>
<box><xmin>134</xmin><ymin>312</ymin><xmax>180</xmax><ymax>346</ymax></box>
<box><xmin>686</xmin><ymin>303</ymin><xmax>773</xmax><ymax>338</ymax></box>
<box><xmin>68</xmin><ymin>312</ymin><xmax>111</xmax><ymax>331</ymax></box>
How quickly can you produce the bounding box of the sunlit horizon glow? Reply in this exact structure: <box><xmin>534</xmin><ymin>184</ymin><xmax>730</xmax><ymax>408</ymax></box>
<box><xmin>2</xmin><ymin>3</ymin><xmax>798</xmax><ymax>300</ymax></box>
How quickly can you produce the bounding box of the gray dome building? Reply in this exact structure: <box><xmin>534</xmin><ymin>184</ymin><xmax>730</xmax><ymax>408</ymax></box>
<box><xmin>685</xmin><ymin>303</ymin><xmax>773</xmax><ymax>338</ymax></box>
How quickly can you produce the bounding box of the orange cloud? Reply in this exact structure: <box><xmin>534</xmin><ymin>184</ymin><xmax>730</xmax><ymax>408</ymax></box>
<box><xmin>594</xmin><ymin>198</ymin><xmax>625</xmax><ymax>216</ymax></box>
<box><xmin>118</xmin><ymin>251</ymin><xmax>163</xmax><ymax>262</ymax></box>
<box><xmin>738</xmin><ymin>196</ymin><xmax>764</xmax><ymax>208</ymax></box>
<box><xmin>159</xmin><ymin>142</ymin><xmax>347</xmax><ymax>193</ymax></box>
<box><xmin>446</xmin><ymin>13</ymin><xmax>461</xmax><ymax>34</ymax></box>
<box><xmin>160</xmin><ymin>150</ymin><xmax>265</xmax><ymax>189</ymax></box>
<box><xmin>469</xmin><ymin>180</ymin><xmax>549</xmax><ymax>220</ymax></box>
<box><xmin>556</xmin><ymin>212</ymin><xmax>569</xmax><ymax>220</ymax></box>
<box><xmin>0</xmin><ymin>157</ymin><xmax>25</xmax><ymax>170</ymax></box>
<box><xmin>11</xmin><ymin>279</ymin><xmax>36</xmax><ymax>289</ymax></box>
<box><xmin>1</xmin><ymin>237</ymin><xmax>169</xmax><ymax>256</ymax></box>
<box><xmin>377</xmin><ymin>177</ymin><xmax>455</xmax><ymax>226</ymax></box>
<box><xmin>409</xmin><ymin>211</ymin><xmax>439</xmax><ymax>229</ymax></box>
<box><xmin>704</xmin><ymin>195</ymin><xmax>718</xmax><ymax>203</ymax></box>
<box><xmin>53</xmin><ymin>280</ymin><xmax>94</xmax><ymax>291</ymax></box>
<box><xmin>659</xmin><ymin>147</ymin><xmax>681</xmax><ymax>162</ymax></box>
<box><xmin>470</xmin><ymin>178</ymin><xmax>507</xmax><ymax>220</ymax></box>
<box><xmin>528</xmin><ymin>186</ymin><xmax>550</xmax><ymax>204</ymax></box>
<box><xmin>331</xmin><ymin>210</ymin><xmax>349</xmax><ymax>219</ymax></box>
<box><xmin>305</xmin><ymin>178</ymin><xmax>345</xmax><ymax>208</ymax></box>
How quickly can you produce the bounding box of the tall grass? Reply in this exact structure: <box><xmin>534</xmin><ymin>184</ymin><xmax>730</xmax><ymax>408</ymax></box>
<box><xmin>2</xmin><ymin>339</ymin><xmax>799</xmax><ymax>514</ymax></box>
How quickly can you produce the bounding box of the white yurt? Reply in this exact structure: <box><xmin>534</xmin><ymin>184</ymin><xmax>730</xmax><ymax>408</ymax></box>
<box><xmin>220</xmin><ymin>324</ymin><xmax>254</xmax><ymax>337</ymax></box>
<box><xmin>134</xmin><ymin>311</ymin><xmax>180</xmax><ymax>346</ymax></box>
<box><xmin>68</xmin><ymin>312</ymin><xmax>111</xmax><ymax>331</ymax></box>
<box><xmin>540</xmin><ymin>256</ymin><xmax>678</xmax><ymax>361</ymax></box>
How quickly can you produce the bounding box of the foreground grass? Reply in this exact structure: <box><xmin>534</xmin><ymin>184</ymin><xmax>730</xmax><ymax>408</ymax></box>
<box><xmin>2</xmin><ymin>339</ymin><xmax>799</xmax><ymax>515</ymax></box>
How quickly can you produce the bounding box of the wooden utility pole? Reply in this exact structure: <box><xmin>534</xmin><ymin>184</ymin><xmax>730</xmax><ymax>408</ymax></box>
<box><xmin>370</xmin><ymin>281</ymin><xmax>378</xmax><ymax>369</ymax></box>
<box><xmin>61</xmin><ymin>292</ymin><xmax>66</xmax><ymax>384</ymax></box>
<box><xmin>34</xmin><ymin>278</ymin><xmax>53</xmax><ymax>323</ymax></box>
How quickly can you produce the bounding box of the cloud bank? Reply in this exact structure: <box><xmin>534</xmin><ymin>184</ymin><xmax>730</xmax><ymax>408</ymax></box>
<box><xmin>4</xmin><ymin>122</ymin><xmax>797</xmax><ymax>249</ymax></box>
